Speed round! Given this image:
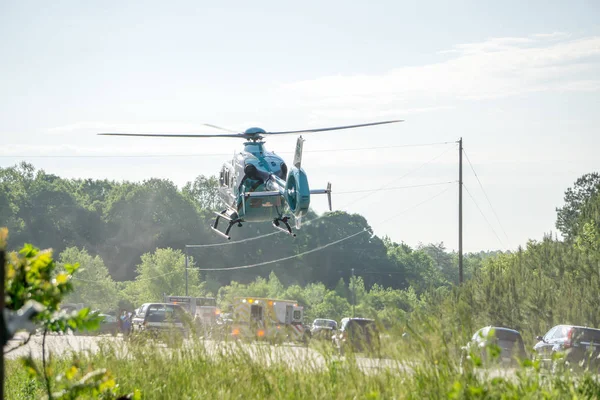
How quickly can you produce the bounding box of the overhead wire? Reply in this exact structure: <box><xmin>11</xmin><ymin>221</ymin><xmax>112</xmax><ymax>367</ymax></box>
<box><xmin>336</xmin><ymin>181</ymin><xmax>453</xmax><ymax>195</ymax></box>
<box><xmin>187</xmin><ymin>144</ymin><xmax>456</xmax><ymax>248</ymax></box>
<box><xmin>463</xmin><ymin>184</ymin><xmax>506</xmax><ymax>248</ymax></box>
<box><xmin>186</xmin><ymin>183</ymin><xmax>455</xmax><ymax>274</ymax></box>
<box><xmin>65</xmin><ymin>141</ymin><xmax>457</xmax><ymax>281</ymax></box>
<box><xmin>463</xmin><ymin>149</ymin><xmax>512</xmax><ymax>248</ymax></box>
<box><xmin>0</xmin><ymin>141</ymin><xmax>454</xmax><ymax>158</ymax></box>
<box><xmin>68</xmin><ymin>183</ymin><xmax>457</xmax><ymax>284</ymax></box>
<box><xmin>195</xmin><ymin>229</ymin><xmax>368</xmax><ymax>271</ymax></box>
<box><xmin>337</xmin><ymin>144</ymin><xmax>456</xmax><ymax>210</ymax></box>
<box><xmin>377</xmin><ymin>184</ymin><xmax>454</xmax><ymax>225</ymax></box>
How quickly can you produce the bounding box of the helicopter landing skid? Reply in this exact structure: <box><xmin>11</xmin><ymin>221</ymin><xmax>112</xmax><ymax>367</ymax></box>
<box><xmin>211</xmin><ymin>210</ymin><xmax>242</xmax><ymax>240</ymax></box>
<box><xmin>272</xmin><ymin>217</ymin><xmax>296</xmax><ymax>237</ymax></box>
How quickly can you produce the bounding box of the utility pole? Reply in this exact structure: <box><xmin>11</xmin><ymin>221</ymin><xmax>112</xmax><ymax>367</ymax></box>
<box><xmin>185</xmin><ymin>245</ymin><xmax>189</xmax><ymax>296</ymax></box>
<box><xmin>458</xmin><ymin>137</ymin><xmax>464</xmax><ymax>285</ymax></box>
<box><xmin>351</xmin><ymin>268</ymin><xmax>355</xmax><ymax>317</ymax></box>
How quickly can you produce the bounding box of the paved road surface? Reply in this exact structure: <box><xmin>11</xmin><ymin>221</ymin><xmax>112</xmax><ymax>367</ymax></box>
<box><xmin>5</xmin><ymin>333</ymin><xmax>410</xmax><ymax>376</ymax></box>
<box><xmin>6</xmin><ymin>333</ymin><xmax>520</xmax><ymax>380</ymax></box>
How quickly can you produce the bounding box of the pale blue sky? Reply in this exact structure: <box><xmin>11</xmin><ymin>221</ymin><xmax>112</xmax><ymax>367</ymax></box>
<box><xmin>1</xmin><ymin>1</ymin><xmax>599</xmax><ymax>251</ymax></box>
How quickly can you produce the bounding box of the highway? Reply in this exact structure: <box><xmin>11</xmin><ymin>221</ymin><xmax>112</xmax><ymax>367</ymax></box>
<box><xmin>4</xmin><ymin>333</ymin><xmax>410</xmax><ymax>376</ymax></box>
<box><xmin>5</xmin><ymin>332</ymin><xmax>520</xmax><ymax>380</ymax></box>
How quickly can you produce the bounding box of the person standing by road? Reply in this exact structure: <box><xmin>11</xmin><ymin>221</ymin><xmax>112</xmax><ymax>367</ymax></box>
<box><xmin>122</xmin><ymin>312</ymin><xmax>131</xmax><ymax>338</ymax></box>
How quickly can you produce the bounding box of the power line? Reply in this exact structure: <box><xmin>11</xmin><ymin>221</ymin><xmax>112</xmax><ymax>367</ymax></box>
<box><xmin>337</xmin><ymin>144</ymin><xmax>457</xmax><ymax>210</ymax></box>
<box><xmin>377</xmin><ymin>185</ymin><xmax>453</xmax><ymax>225</ymax></box>
<box><xmin>196</xmin><ymin>229</ymin><xmax>368</xmax><ymax>271</ymax></box>
<box><xmin>110</xmin><ymin>184</ymin><xmax>456</xmax><ymax>282</ymax></box>
<box><xmin>462</xmin><ymin>149</ymin><xmax>512</xmax><ymax>247</ymax></box>
<box><xmin>335</xmin><ymin>181</ymin><xmax>454</xmax><ymax>195</ymax></box>
<box><xmin>186</xmin><ymin>181</ymin><xmax>455</xmax><ymax>249</ymax></box>
<box><xmin>306</xmin><ymin>141</ymin><xmax>455</xmax><ymax>153</ymax></box>
<box><xmin>186</xmin><ymin>231</ymin><xmax>281</xmax><ymax>248</ymax></box>
<box><xmin>150</xmin><ymin>187</ymin><xmax>454</xmax><ymax>280</ymax></box>
<box><xmin>187</xmin><ymin>148</ymin><xmax>456</xmax><ymax>248</ymax></box>
<box><xmin>0</xmin><ymin>141</ymin><xmax>454</xmax><ymax>159</ymax></box>
<box><xmin>463</xmin><ymin>184</ymin><xmax>505</xmax><ymax>248</ymax></box>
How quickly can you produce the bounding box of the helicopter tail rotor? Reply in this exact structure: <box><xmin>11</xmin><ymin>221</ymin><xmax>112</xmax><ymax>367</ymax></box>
<box><xmin>284</xmin><ymin>166</ymin><xmax>310</xmax><ymax>219</ymax></box>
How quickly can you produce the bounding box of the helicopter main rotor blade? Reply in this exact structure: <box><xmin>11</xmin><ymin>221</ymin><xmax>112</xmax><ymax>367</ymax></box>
<box><xmin>97</xmin><ymin>133</ymin><xmax>245</xmax><ymax>138</ymax></box>
<box><xmin>265</xmin><ymin>119</ymin><xmax>404</xmax><ymax>135</ymax></box>
<box><xmin>202</xmin><ymin>124</ymin><xmax>238</xmax><ymax>133</ymax></box>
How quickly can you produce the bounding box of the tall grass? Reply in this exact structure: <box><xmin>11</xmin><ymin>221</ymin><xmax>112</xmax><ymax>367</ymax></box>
<box><xmin>6</xmin><ymin>325</ymin><xmax>600</xmax><ymax>399</ymax></box>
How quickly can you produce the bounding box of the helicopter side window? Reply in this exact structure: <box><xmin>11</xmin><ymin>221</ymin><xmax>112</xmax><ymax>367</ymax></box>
<box><xmin>221</xmin><ymin>170</ymin><xmax>229</xmax><ymax>187</ymax></box>
<box><xmin>279</xmin><ymin>162</ymin><xmax>288</xmax><ymax>179</ymax></box>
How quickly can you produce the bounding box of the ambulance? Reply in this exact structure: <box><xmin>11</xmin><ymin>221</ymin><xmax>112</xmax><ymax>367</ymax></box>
<box><xmin>231</xmin><ymin>297</ymin><xmax>308</xmax><ymax>344</ymax></box>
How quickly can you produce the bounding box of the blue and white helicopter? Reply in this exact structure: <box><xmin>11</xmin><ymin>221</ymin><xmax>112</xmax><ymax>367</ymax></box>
<box><xmin>99</xmin><ymin>120</ymin><xmax>402</xmax><ymax>239</ymax></box>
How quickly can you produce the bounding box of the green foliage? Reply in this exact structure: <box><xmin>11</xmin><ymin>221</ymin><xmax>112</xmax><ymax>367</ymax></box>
<box><xmin>19</xmin><ymin>356</ymin><xmax>139</xmax><ymax>400</ymax></box>
<box><xmin>1</xmin><ymin>163</ymin><xmax>486</xmax><ymax>292</ymax></box>
<box><xmin>182</xmin><ymin>174</ymin><xmax>221</xmax><ymax>211</ymax></box>
<box><xmin>2</xmin><ymin>229</ymin><xmax>138</xmax><ymax>399</ymax></box>
<box><xmin>3</xmin><ymin>232</ymin><xmax>101</xmax><ymax>333</ymax></box>
<box><xmin>58</xmin><ymin>247</ymin><xmax>119</xmax><ymax>312</ymax></box>
<box><xmin>6</xmin><ymin>336</ymin><xmax>600</xmax><ymax>399</ymax></box>
<box><xmin>556</xmin><ymin>172</ymin><xmax>600</xmax><ymax>240</ymax></box>
<box><xmin>123</xmin><ymin>247</ymin><xmax>205</xmax><ymax>305</ymax></box>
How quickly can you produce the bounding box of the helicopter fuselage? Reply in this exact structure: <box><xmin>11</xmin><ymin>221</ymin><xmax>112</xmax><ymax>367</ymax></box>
<box><xmin>218</xmin><ymin>141</ymin><xmax>288</xmax><ymax>222</ymax></box>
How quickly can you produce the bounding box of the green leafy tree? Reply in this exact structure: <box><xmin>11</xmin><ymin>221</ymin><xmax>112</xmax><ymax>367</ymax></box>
<box><xmin>267</xmin><ymin>271</ymin><xmax>285</xmax><ymax>298</ymax></box>
<box><xmin>556</xmin><ymin>172</ymin><xmax>600</xmax><ymax>240</ymax></box>
<box><xmin>182</xmin><ymin>175</ymin><xmax>221</xmax><ymax>211</ymax></box>
<box><xmin>126</xmin><ymin>248</ymin><xmax>204</xmax><ymax>305</ymax></box>
<box><xmin>0</xmin><ymin>164</ymin><xmax>106</xmax><ymax>255</ymax></box>
<box><xmin>57</xmin><ymin>247</ymin><xmax>119</xmax><ymax>312</ymax></box>
<box><xmin>310</xmin><ymin>292</ymin><xmax>352</xmax><ymax>322</ymax></box>
<box><xmin>387</xmin><ymin>242</ymin><xmax>444</xmax><ymax>292</ymax></box>
<box><xmin>2</xmin><ymin>228</ymin><xmax>136</xmax><ymax>399</ymax></box>
<box><xmin>102</xmin><ymin>179</ymin><xmax>209</xmax><ymax>280</ymax></box>
<box><xmin>419</xmin><ymin>242</ymin><xmax>456</xmax><ymax>285</ymax></box>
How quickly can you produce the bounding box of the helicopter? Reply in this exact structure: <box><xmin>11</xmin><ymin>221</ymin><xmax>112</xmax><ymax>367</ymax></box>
<box><xmin>99</xmin><ymin>119</ymin><xmax>403</xmax><ymax>239</ymax></box>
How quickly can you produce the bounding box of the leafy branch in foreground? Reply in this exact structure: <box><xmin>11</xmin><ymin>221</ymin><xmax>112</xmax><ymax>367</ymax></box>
<box><xmin>2</xmin><ymin>227</ymin><xmax>139</xmax><ymax>399</ymax></box>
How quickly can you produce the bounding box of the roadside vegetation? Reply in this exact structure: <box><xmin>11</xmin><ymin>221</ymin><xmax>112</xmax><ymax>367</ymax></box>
<box><xmin>2</xmin><ymin>164</ymin><xmax>600</xmax><ymax>398</ymax></box>
<box><xmin>5</xmin><ymin>327</ymin><xmax>600</xmax><ymax>399</ymax></box>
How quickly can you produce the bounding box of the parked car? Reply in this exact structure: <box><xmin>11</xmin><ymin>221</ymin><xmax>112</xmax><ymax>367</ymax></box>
<box><xmin>533</xmin><ymin>325</ymin><xmax>600</xmax><ymax>371</ymax></box>
<box><xmin>333</xmin><ymin>318</ymin><xmax>380</xmax><ymax>356</ymax></box>
<box><xmin>462</xmin><ymin>326</ymin><xmax>527</xmax><ymax>367</ymax></box>
<box><xmin>95</xmin><ymin>313</ymin><xmax>119</xmax><ymax>336</ymax></box>
<box><xmin>131</xmin><ymin>303</ymin><xmax>191</xmax><ymax>345</ymax></box>
<box><xmin>311</xmin><ymin>318</ymin><xmax>338</xmax><ymax>340</ymax></box>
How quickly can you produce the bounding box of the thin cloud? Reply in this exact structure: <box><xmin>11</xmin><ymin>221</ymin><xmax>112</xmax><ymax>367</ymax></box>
<box><xmin>279</xmin><ymin>33</ymin><xmax>600</xmax><ymax>115</ymax></box>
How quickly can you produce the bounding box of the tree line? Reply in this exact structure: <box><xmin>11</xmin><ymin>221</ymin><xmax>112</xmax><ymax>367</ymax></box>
<box><xmin>3</xmin><ymin>162</ymin><xmax>598</xmax><ymax>342</ymax></box>
<box><xmin>0</xmin><ymin>162</ymin><xmax>490</xmax><ymax>293</ymax></box>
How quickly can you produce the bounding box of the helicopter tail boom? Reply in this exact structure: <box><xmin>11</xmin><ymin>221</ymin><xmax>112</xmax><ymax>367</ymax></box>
<box><xmin>309</xmin><ymin>182</ymin><xmax>332</xmax><ymax>211</ymax></box>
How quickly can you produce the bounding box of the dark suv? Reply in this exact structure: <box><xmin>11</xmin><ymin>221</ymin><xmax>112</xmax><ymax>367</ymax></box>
<box><xmin>533</xmin><ymin>325</ymin><xmax>600</xmax><ymax>371</ymax></box>
<box><xmin>333</xmin><ymin>318</ymin><xmax>380</xmax><ymax>355</ymax></box>
<box><xmin>462</xmin><ymin>326</ymin><xmax>527</xmax><ymax>367</ymax></box>
<box><xmin>311</xmin><ymin>319</ymin><xmax>338</xmax><ymax>340</ymax></box>
<box><xmin>131</xmin><ymin>303</ymin><xmax>191</xmax><ymax>343</ymax></box>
